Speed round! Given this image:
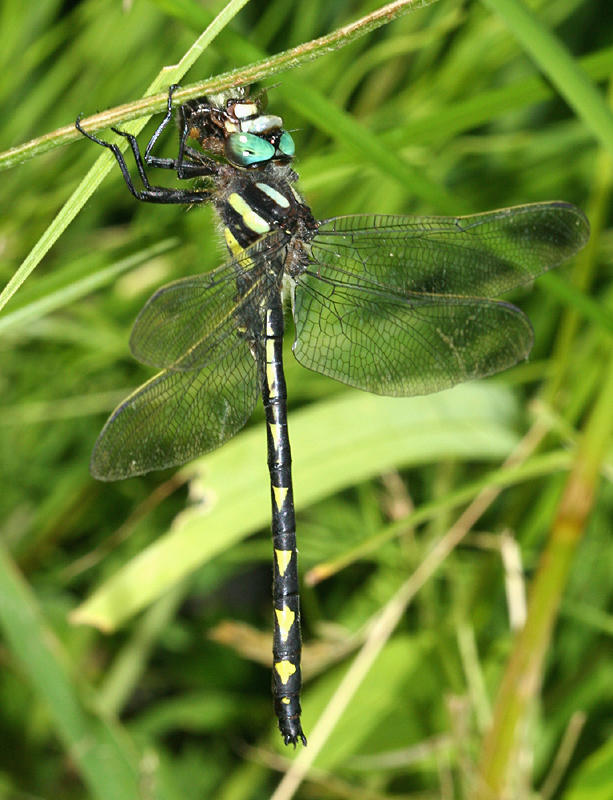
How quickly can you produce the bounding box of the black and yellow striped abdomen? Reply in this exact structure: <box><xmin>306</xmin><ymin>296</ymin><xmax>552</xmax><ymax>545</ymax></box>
<box><xmin>262</xmin><ymin>301</ymin><xmax>305</xmax><ymax>746</ymax></box>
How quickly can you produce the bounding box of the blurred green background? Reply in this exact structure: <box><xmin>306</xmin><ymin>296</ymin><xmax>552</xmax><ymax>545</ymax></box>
<box><xmin>0</xmin><ymin>1</ymin><xmax>611</xmax><ymax>798</ymax></box>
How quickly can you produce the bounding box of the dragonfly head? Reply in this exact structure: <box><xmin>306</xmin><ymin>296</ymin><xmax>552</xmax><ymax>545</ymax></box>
<box><xmin>181</xmin><ymin>91</ymin><xmax>295</xmax><ymax>169</ymax></box>
<box><xmin>224</xmin><ymin>127</ymin><xmax>295</xmax><ymax>168</ymax></box>
<box><xmin>223</xmin><ymin>97</ymin><xmax>295</xmax><ymax>168</ymax></box>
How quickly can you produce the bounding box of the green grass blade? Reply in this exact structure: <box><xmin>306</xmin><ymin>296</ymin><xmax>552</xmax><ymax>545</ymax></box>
<box><xmin>0</xmin><ymin>239</ymin><xmax>178</xmax><ymax>335</ymax></box>
<box><xmin>482</xmin><ymin>0</ymin><xmax>613</xmax><ymax>156</ymax></box>
<box><xmin>0</xmin><ymin>544</ymin><xmax>145</xmax><ymax>800</ymax></box>
<box><xmin>307</xmin><ymin>448</ymin><xmax>573</xmax><ymax>583</ymax></box>
<box><xmin>540</xmin><ymin>272</ymin><xmax>613</xmax><ymax>337</ymax></box>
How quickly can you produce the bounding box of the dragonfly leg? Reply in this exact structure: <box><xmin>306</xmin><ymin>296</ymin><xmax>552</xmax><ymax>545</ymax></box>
<box><xmin>75</xmin><ymin>114</ymin><xmax>211</xmax><ymax>204</ymax></box>
<box><xmin>142</xmin><ymin>83</ymin><xmax>179</xmax><ymax>167</ymax></box>
<box><xmin>140</xmin><ymin>85</ymin><xmax>218</xmax><ymax>178</ymax></box>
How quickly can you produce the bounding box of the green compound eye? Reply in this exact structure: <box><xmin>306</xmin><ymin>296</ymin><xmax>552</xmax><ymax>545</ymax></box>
<box><xmin>226</xmin><ymin>132</ymin><xmax>275</xmax><ymax>166</ymax></box>
<box><xmin>278</xmin><ymin>131</ymin><xmax>295</xmax><ymax>158</ymax></box>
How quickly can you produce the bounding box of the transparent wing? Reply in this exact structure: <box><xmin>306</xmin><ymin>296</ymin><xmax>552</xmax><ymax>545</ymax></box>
<box><xmin>293</xmin><ymin>202</ymin><xmax>589</xmax><ymax>396</ymax></box>
<box><xmin>312</xmin><ymin>202</ymin><xmax>589</xmax><ymax>297</ymax></box>
<box><xmin>91</xmin><ymin>336</ymin><xmax>258</xmax><ymax>480</ymax></box>
<box><xmin>92</xmin><ymin>233</ymin><xmax>289</xmax><ymax>479</ymax></box>
<box><xmin>292</xmin><ymin>277</ymin><xmax>533</xmax><ymax>396</ymax></box>
<box><xmin>130</xmin><ymin>231</ymin><xmax>286</xmax><ymax>370</ymax></box>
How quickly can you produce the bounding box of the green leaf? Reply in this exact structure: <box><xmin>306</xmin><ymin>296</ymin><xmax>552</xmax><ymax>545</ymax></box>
<box><xmin>0</xmin><ymin>545</ymin><xmax>145</xmax><ymax>800</ymax></box>
<box><xmin>563</xmin><ymin>735</ymin><xmax>613</xmax><ymax>800</ymax></box>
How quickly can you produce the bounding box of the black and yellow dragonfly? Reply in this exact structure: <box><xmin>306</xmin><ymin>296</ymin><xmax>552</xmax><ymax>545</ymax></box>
<box><xmin>77</xmin><ymin>85</ymin><xmax>589</xmax><ymax>746</ymax></box>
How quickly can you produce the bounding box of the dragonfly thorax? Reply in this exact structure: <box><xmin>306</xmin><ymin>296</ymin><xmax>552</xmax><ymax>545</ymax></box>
<box><xmin>214</xmin><ymin>162</ymin><xmax>317</xmax><ymax>269</ymax></box>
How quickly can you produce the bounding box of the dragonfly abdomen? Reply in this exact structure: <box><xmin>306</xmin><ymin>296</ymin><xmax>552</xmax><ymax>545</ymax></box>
<box><xmin>261</xmin><ymin>301</ymin><xmax>306</xmax><ymax>746</ymax></box>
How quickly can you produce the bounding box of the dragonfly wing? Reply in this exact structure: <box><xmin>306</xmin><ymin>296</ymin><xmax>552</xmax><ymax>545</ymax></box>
<box><xmin>130</xmin><ymin>231</ymin><xmax>286</xmax><ymax>369</ymax></box>
<box><xmin>313</xmin><ymin>202</ymin><xmax>589</xmax><ymax>298</ymax></box>
<box><xmin>292</xmin><ymin>274</ymin><xmax>533</xmax><ymax>397</ymax></box>
<box><xmin>91</xmin><ymin>336</ymin><xmax>259</xmax><ymax>480</ymax></box>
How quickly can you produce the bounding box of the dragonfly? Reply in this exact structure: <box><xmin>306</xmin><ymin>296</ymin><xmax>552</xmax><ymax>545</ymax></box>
<box><xmin>76</xmin><ymin>85</ymin><xmax>589</xmax><ymax>746</ymax></box>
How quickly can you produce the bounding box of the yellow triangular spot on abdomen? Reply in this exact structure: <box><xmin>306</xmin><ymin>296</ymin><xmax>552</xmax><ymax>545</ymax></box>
<box><xmin>268</xmin><ymin>421</ymin><xmax>280</xmax><ymax>451</ymax></box>
<box><xmin>275</xmin><ymin>548</ymin><xmax>292</xmax><ymax>576</ymax></box>
<box><xmin>275</xmin><ymin>660</ymin><xmax>296</xmax><ymax>684</ymax></box>
<box><xmin>273</xmin><ymin>485</ymin><xmax>288</xmax><ymax>510</ymax></box>
<box><xmin>275</xmin><ymin>605</ymin><xmax>296</xmax><ymax>643</ymax></box>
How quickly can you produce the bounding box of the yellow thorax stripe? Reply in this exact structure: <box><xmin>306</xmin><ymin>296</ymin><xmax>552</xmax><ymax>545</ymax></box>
<box><xmin>224</xmin><ymin>227</ymin><xmax>243</xmax><ymax>258</ymax></box>
<box><xmin>228</xmin><ymin>192</ymin><xmax>270</xmax><ymax>234</ymax></box>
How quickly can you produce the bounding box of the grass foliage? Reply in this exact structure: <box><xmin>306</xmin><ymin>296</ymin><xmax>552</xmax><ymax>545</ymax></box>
<box><xmin>0</xmin><ymin>0</ymin><xmax>611</xmax><ymax>798</ymax></box>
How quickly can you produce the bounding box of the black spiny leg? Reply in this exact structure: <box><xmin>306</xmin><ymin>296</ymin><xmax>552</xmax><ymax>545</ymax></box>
<box><xmin>138</xmin><ymin>85</ymin><xmax>210</xmax><ymax>179</ymax></box>
<box><xmin>75</xmin><ymin>101</ymin><xmax>214</xmax><ymax>205</ymax></box>
<box><xmin>141</xmin><ymin>84</ymin><xmax>181</xmax><ymax>170</ymax></box>
<box><xmin>140</xmin><ymin>85</ymin><xmax>217</xmax><ymax>181</ymax></box>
